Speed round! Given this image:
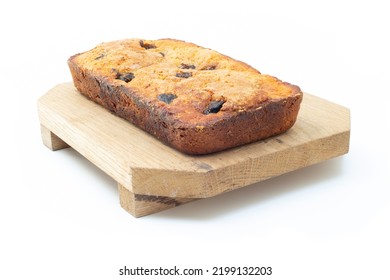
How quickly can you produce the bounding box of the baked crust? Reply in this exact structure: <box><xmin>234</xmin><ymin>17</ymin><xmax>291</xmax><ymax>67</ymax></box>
<box><xmin>68</xmin><ymin>39</ymin><xmax>302</xmax><ymax>154</ymax></box>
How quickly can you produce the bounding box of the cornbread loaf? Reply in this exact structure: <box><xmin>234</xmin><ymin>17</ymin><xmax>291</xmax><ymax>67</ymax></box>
<box><xmin>68</xmin><ymin>39</ymin><xmax>303</xmax><ymax>155</ymax></box>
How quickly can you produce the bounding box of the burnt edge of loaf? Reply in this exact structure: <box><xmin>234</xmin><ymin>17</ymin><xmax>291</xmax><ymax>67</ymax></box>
<box><xmin>68</xmin><ymin>56</ymin><xmax>302</xmax><ymax>155</ymax></box>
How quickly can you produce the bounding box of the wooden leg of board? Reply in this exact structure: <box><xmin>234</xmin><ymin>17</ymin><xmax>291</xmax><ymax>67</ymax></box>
<box><xmin>40</xmin><ymin>125</ymin><xmax>70</xmax><ymax>151</ymax></box>
<box><xmin>118</xmin><ymin>184</ymin><xmax>196</xmax><ymax>217</ymax></box>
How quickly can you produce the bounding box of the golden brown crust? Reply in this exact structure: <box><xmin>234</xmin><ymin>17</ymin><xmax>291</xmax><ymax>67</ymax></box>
<box><xmin>68</xmin><ymin>38</ymin><xmax>303</xmax><ymax>154</ymax></box>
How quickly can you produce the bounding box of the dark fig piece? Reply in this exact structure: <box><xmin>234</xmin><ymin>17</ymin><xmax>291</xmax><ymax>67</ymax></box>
<box><xmin>175</xmin><ymin>72</ymin><xmax>192</xmax><ymax>78</ymax></box>
<box><xmin>94</xmin><ymin>54</ymin><xmax>105</xmax><ymax>60</ymax></box>
<box><xmin>201</xmin><ymin>65</ymin><xmax>217</xmax><ymax>70</ymax></box>
<box><xmin>180</xmin><ymin>63</ymin><xmax>196</xmax><ymax>69</ymax></box>
<box><xmin>139</xmin><ymin>40</ymin><xmax>156</xmax><ymax>49</ymax></box>
<box><xmin>158</xmin><ymin>93</ymin><xmax>177</xmax><ymax>104</ymax></box>
<box><xmin>203</xmin><ymin>100</ymin><xmax>225</xmax><ymax>114</ymax></box>
<box><xmin>116</xmin><ymin>72</ymin><xmax>135</xmax><ymax>83</ymax></box>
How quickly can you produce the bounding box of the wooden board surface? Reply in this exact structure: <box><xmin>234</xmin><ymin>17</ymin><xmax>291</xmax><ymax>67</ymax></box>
<box><xmin>38</xmin><ymin>82</ymin><xmax>350</xmax><ymax>202</ymax></box>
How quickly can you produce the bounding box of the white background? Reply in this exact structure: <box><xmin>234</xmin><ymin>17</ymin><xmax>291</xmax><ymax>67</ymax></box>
<box><xmin>1</xmin><ymin>0</ymin><xmax>389</xmax><ymax>279</ymax></box>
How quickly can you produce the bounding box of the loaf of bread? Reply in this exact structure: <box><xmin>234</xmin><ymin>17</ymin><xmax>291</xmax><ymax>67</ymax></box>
<box><xmin>68</xmin><ymin>38</ymin><xmax>302</xmax><ymax>154</ymax></box>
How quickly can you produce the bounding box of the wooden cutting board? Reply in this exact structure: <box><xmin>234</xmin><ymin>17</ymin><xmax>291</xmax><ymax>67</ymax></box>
<box><xmin>38</xmin><ymin>82</ymin><xmax>350</xmax><ymax>217</ymax></box>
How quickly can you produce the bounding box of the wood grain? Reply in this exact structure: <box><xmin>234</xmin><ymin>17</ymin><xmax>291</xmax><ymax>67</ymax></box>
<box><xmin>118</xmin><ymin>184</ymin><xmax>196</xmax><ymax>217</ymax></box>
<box><xmin>38</xmin><ymin>82</ymin><xmax>350</xmax><ymax>216</ymax></box>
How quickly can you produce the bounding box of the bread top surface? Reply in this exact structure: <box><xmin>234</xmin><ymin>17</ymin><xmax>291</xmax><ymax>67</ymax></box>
<box><xmin>69</xmin><ymin>38</ymin><xmax>302</xmax><ymax>125</ymax></box>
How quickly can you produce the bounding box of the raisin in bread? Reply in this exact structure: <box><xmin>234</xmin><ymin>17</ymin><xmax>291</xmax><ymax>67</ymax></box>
<box><xmin>68</xmin><ymin>38</ymin><xmax>302</xmax><ymax>154</ymax></box>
